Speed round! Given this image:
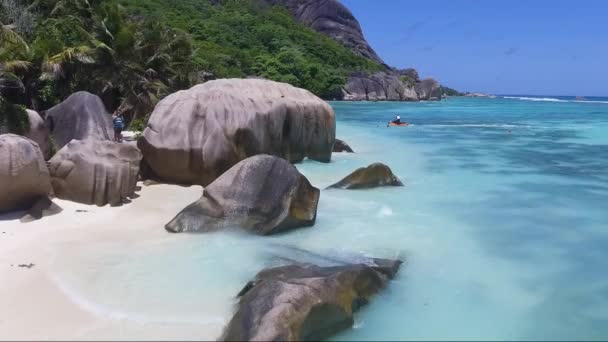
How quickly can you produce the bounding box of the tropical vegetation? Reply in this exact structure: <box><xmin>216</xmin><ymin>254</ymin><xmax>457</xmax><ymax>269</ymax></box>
<box><xmin>439</xmin><ymin>85</ymin><xmax>463</xmax><ymax>97</ymax></box>
<box><xmin>120</xmin><ymin>0</ymin><xmax>382</xmax><ymax>98</ymax></box>
<box><xmin>1</xmin><ymin>0</ymin><xmax>197</xmax><ymax>128</ymax></box>
<box><xmin>1</xmin><ymin>0</ymin><xmax>382</xmax><ymax>130</ymax></box>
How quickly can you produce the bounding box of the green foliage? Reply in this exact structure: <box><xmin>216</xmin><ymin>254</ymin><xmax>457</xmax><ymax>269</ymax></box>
<box><xmin>1</xmin><ymin>0</ymin><xmax>197</xmax><ymax>124</ymax></box>
<box><xmin>128</xmin><ymin>116</ymin><xmax>147</xmax><ymax>132</ymax></box>
<box><xmin>439</xmin><ymin>85</ymin><xmax>463</xmax><ymax>96</ymax></box>
<box><xmin>48</xmin><ymin>134</ymin><xmax>58</xmax><ymax>157</ymax></box>
<box><xmin>0</xmin><ymin>96</ymin><xmax>30</xmax><ymax>134</ymax></box>
<box><xmin>1</xmin><ymin>0</ymin><xmax>383</xmax><ymax>132</ymax></box>
<box><xmin>399</xmin><ymin>75</ymin><xmax>416</xmax><ymax>88</ymax></box>
<box><xmin>119</xmin><ymin>0</ymin><xmax>381</xmax><ymax>98</ymax></box>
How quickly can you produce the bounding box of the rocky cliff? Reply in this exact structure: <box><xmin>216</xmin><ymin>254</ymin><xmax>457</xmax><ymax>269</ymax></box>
<box><xmin>342</xmin><ymin>71</ymin><xmax>441</xmax><ymax>101</ymax></box>
<box><xmin>259</xmin><ymin>0</ymin><xmax>385</xmax><ymax>65</ymax></box>
<box><xmin>260</xmin><ymin>0</ymin><xmax>444</xmax><ymax>101</ymax></box>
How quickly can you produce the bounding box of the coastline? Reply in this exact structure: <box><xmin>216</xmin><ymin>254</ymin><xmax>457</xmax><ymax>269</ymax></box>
<box><xmin>0</xmin><ymin>183</ymin><xmax>225</xmax><ymax>340</ymax></box>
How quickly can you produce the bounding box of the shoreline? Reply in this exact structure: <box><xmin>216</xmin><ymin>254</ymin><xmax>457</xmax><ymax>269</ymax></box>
<box><xmin>0</xmin><ymin>183</ymin><xmax>226</xmax><ymax>340</ymax></box>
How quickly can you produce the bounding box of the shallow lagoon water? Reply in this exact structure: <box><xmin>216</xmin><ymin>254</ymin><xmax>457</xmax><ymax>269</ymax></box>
<box><xmin>51</xmin><ymin>97</ymin><xmax>608</xmax><ymax>340</ymax></box>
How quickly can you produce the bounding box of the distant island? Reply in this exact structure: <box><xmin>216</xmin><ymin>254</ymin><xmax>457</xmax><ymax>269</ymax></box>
<box><xmin>463</xmin><ymin>92</ymin><xmax>497</xmax><ymax>98</ymax></box>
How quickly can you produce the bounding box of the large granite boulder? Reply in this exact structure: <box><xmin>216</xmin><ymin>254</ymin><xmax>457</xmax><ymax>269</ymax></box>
<box><xmin>0</xmin><ymin>134</ymin><xmax>52</xmax><ymax>212</ymax></box>
<box><xmin>139</xmin><ymin>78</ymin><xmax>335</xmax><ymax>186</ymax></box>
<box><xmin>343</xmin><ymin>72</ymin><xmax>418</xmax><ymax>101</ymax></box>
<box><xmin>342</xmin><ymin>71</ymin><xmax>443</xmax><ymax>102</ymax></box>
<box><xmin>221</xmin><ymin>258</ymin><xmax>403</xmax><ymax>341</ymax></box>
<box><xmin>24</xmin><ymin>109</ymin><xmax>51</xmax><ymax>159</ymax></box>
<box><xmin>397</xmin><ymin>68</ymin><xmax>420</xmax><ymax>81</ymax></box>
<box><xmin>415</xmin><ymin>78</ymin><xmax>441</xmax><ymax>101</ymax></box>
<box><xmin>333</xmin><ymin>138</ymin><xmax>354</xmax><ymax>153</ymax></box>
<box><xmin>328</xmin><ymin>163</ymin><xmax>403</xmax><ymax>189</ymax></box>
<box><xmin>259</xmin><ymin>0</ymin><xmax>384</xmax><ymax>65</ymax></box>
<box><xmin>48</xmin><ymin>140</ymin><xmax>142</xmax><ymax>206</ymax></box>
<box><xmin>165</xmin><ymin>155</ymin><xmax>320</xmax><ymax>235</ymax></box>
<box><xmin>45</xmin><ymin>91</ymin><xmax>113</xmax><ymax>150</ymax></box>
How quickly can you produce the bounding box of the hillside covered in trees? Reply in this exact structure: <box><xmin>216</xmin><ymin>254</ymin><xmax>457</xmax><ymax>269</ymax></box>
<box><xmin>120</xmin><ymin>0</ymin><xmax>383</xmax><ymax>97</ymax></box>
<box><xmin>1</xmin><ymin>0</ymin><xmax>385</xmax><ymax>130</ymax></box>
<box><xmin>1</xmin><ymin>0</ymin><xmax>463</xmax><ymax>134</ymax></box>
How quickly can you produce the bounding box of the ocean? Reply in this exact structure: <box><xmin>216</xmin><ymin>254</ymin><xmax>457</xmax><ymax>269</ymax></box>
<box><xmin>49</xmin><ymin>96</ymin><xmax>608</xmax><ymax>340</ymax></box>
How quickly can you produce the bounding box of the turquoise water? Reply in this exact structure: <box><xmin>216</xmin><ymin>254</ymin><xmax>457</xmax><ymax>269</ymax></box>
<box><xmin>52</xmin><ymin>96</ymin><xmax>608</xmax><ymax>340</ymax></box>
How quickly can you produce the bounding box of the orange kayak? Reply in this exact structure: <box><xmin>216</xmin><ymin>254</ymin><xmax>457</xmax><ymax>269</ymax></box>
<box><xmin>387</xmin><ymin>122</ymin><xmax>409</xmax><ymax>127</ymax></box>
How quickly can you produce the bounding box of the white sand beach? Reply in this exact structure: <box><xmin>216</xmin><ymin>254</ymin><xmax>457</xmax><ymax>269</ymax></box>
<box><xmin>0</xmin><ymin>183</ymin><xmax>226</xmax><ymax>341</ymax></box>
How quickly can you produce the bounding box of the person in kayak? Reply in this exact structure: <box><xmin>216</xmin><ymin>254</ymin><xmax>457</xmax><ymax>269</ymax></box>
<box><xmin>391</xmin><ymin>115</ymin><xmax>402</xmax><ymax>124</ymax></box>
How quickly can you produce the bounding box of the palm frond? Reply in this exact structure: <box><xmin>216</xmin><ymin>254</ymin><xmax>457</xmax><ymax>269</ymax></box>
<box><xmin>0</xmin><ymin>24</ymin><xmax>29</xmax><ymax>51</ymax></box>
<box><xmin>3</xmin><ymin>60</ymin><xmax>32</xmax><ymax>72</ymax></box>
<box><xmin>47</xmin><ymin>46</ymin><xmax>95</xmax><ymax>65</ymax></box>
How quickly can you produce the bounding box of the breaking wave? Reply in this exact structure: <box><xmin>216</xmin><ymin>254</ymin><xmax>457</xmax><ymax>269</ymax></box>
<box><xmin>503</xmin><ymin>96</ymin><xmax>608</xmax><ymax>104</ymax></box>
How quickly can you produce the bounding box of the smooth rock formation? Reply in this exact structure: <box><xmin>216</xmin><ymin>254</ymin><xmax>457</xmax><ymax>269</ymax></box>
<box><xmin>221</xmin><ymin>258</ymin><xmax>403</xmax><ymax>341</ymax></box>
<box><xmin>343</xmin><ymin>71</ymin><xmax>442</xmax><ymax>102</ymax></box>
<box><xmin>259</xmin><ymin>0</ymin><xmax>384</xmax><ymax>64</ymax></box>
<box><xmin>343</xmin><ymin>72</ymin><xmax>418</xmax><ymax>101</ymax></box>
<box><xmin>328</xmin><ymin>163</ymin><xmax>403</xmax><ymax>189</ymax></box>
<box><xmin>45</xmin><ymin>91</ymin><xmax>113</xmax><ymax>150</ymax></box>
<box><xmin>415</xmin><ymin>78</ymin><xmax>441</xmax><ymax>101</ymax></box>
<box><xmin>24</xmin><ymin>109</ymin><xmax>51</xmax><ymax>159</ymax></box>
<box><xmin>0</xmin><ymin>134</ymin><xmax>52</xmax><ymax>212</ymax></box>
<box><xmin>256</xmin><ymin>0</ymin><xmax>451</xmax><ymax>103</ymax></box>
<box><xmin>48</xmin><ymin>140</ymin><xmax>142</xmax><ymax>206</ymax></box>
<box><xmin>165</xmin><ymin>155</ymin><xmax>320</xmax><ymax>235</ymax></box>
<box><xmin>333</xmin><ymin>139</ymin><xmax>354</xmax><ymax>153</ymax></box>
<box><xmin>139</xmin><ymin>78</ymin><xmax>335</xmax><ymax>186</ymax></box>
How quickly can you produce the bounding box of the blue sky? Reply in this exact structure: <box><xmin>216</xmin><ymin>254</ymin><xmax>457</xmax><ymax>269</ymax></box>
<box><xmin>341</xmin><ymin>0</ymin><xmax>608</xmax><ymax>96</ymax></box>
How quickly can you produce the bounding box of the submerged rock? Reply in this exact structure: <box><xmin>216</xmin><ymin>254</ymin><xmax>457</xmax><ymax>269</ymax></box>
<box><xmin>48</xmin><ymin>140</ymin><xmax>141</xmax><ymax>206</ymax></box>
<box><xmin>221</xmin><ymin>258</ymin><xmax>403</xmax><ymax>341</ymax></box>
<box><xmin>165</xmin><ymin>155</ymin><xmax>319</xmax><ymax>235</ymax></box>
<box><xmin>328</xmin><ymin>163</ymin><xmax>403</xmax><ymax>189</ymax></box>
<box><xmin>139</xmin><ymin>78</ymin><xmax>335</xmax><ymax>186</ymax></box>
<box><xmin>0</xmin><ymin>134</ymin><xmax>52</xmax><ymax>213</ymax></box>
<box><xmin>333</xmin><ymin>139</ymin><xmax>354</xmax><ymax>153</ymax></box>
<box><xmin>45</xmin><ymin>91</ymin><xmax>113</xmax><ymax>150</ymax></box>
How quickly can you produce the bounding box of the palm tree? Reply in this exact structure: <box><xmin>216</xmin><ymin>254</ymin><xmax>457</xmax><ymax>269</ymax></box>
<box><xmin>0</xmin><ymin>21</ymin><xmax>32</xmax><ymax>101</ymax></box>
<box><xmin>4</xmin><ymin>0</ymin><xmax>195</xmax><ymax>126</ymax></box>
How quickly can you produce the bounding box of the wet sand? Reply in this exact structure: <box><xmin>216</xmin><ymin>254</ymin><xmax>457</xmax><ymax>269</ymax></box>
<box><xmin>0</xmin><ymin>183</ymin><xmax>223</xmax><ymax>340</ymax></box>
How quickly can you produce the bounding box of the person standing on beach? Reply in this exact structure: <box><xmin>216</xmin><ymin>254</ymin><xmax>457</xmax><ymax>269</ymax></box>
<box><xmin>112</xmin><ymin>109</ymin><xmax>124</xmax><ymax>142</ymax></box>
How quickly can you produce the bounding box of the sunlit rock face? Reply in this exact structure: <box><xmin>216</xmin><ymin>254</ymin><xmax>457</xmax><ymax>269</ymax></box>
<box><xmin>45</xmin><ymin>91</ymin><xmax>113</xmax><ymax>150</ymax></box>
<box><xmin>0</xmin><ymin>134</ymin><xmax>52</xmax><ymax>213</ymax></box>
<box><xmin>165</xmin><ymin>155</ymin><xmax>320</xmax><ymax>235</ymax></box>
<box><xmin>48</xmin><ymin>140</ymin><xmax>141</xmax><ymax>206</ymax></box>
<box><xmin>139</xmin><ymin>78</ymin><xmax>335</xmax><ymax>186</ymax></box>
<box><xmin>259</xmin><ymin>0</ymin><xmax>385</xmax><ymax>64</ymax></box>
<box><xmin>221</xmin><ymin>258</ymin><xmax>403</xmax><ymax>341</ymax></box>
